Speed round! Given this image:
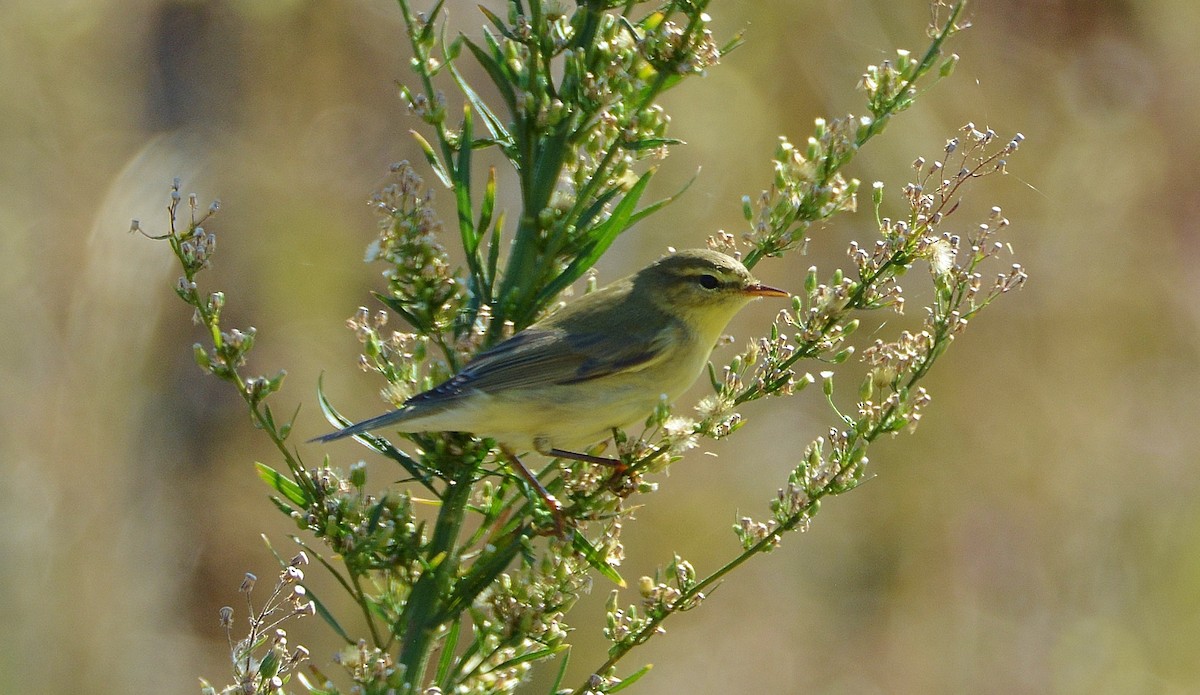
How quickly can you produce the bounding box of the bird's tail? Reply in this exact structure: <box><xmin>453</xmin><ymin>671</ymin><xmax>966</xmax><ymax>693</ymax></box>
<box><xmin>307</xmin><ymin>408</ymin><xmax>412</xmax><ymax>443</ymax></box>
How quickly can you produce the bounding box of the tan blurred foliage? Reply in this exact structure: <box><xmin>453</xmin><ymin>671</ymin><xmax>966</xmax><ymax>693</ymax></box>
<box><xmin>2</xmin><ymin>0</ymin><xmax>1198</xmax><ymax>693</ymax></box>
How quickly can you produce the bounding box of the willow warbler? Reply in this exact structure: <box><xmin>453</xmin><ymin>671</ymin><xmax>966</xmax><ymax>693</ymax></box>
<box><xmin>312</xmin><ymin>249</ymin><xmax>786</xmax><ymax>460</ymax></box>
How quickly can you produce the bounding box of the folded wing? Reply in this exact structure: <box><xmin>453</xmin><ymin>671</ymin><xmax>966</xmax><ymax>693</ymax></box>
<box><xmin>406</xmin><ymin>324</ymin><xmax>675</xmax><ymax>407</ymax></box>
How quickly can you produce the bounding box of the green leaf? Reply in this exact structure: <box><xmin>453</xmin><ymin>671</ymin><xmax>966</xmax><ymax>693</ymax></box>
<box><xmin>719</xmin><ymin>29</ymin><xmax>747</xmax><ymax>57</ymax></box>
<box><xmin>439</xmin><ymin>530</ymin><xmax>530</xmax><ymax>620</ymax></box>
<box><xmin>620</xmin><ymin>137</ymin><xmax>685</xmax><ymax>151</ymax></box>
<box><xmin>444</xmin><ymin>34</ymin><xmax>463</xmax><ymax>62</ymax></box>
<box><xmin>626</xmin><ymin>169</ymin><xmax>697</xmax><ymax>227</ymax></box>
<box><xmin>315</xmin><ymin>374</ymin><xmax>437</xmax><ymax>494</ymax></box>
<box><xmin>547</xmin><ymin>648</ymin><xmax>571</xmax><ymax>694</ymax></box>
<box><xmin>529</xmin><ymin>127</ymin><xmax>572</xmax><ymax>214</ymax></box>
<box><xmin>421</xmin><ymin>0</ymin><xmax>446</xmax><ymax>43</ymax></box>
<box><xmin>307</xmin><ymin>586</ymin><xmax>354</xmax><ymax>643</ymax></box>
<box><xmin>573</xmin><ymin>185</ymin><xmax>624</xmax><ymax>238</ymax></box>
<box><xmin>267</xmin><ymin>495</ymin><xmax>297</xmax><ymax>518</ymax></box>
<box><xmin>448</xmin><ymin>50</ymin><xmax>513</xmax><ymax>149</ymax></box>
<box><xmin>373</xmin><ymin>291</ymin><xmax>426</xmax><ymax>332</ymax></box>
<box><xmin>366</xmin><ymin>496</ymin><xmax>388</xmax><ymax>535</ymax></box>
<box><xmin>411</xmin><ymin>130</ymin><xmax>453</xmax><ymax>188</ymax></box>
<box><xmin>462</xmin><ymin>34</ymin><xmax>517</xmax><ymax>115</ymax></box>
<box><xmin>255</xmin><ymin>462</ymin><xmax>310</xmax><ymax>508</ymax></box>
<box><xmin>456</xmin><ymin>103</ymin><xmax>479</xmax><ymax>255</ymax></box>
<box><xmin>435</xmin><ymin>619</ymin><xmax>461</xmax><ymax>687</ymax></box>
<box><xmin>707</xmin><ymin>361</ymin><xmax>721</xmax><ymax>392</ymax></box>
<box><xmin>493</xmin><ymin>645</ymin><xmax>568</xmax><ymax>671</ymax></box>
<box><xmin>477</xmin><ymin>167</ymin><xmax>496</xmax><ymax>245</ymax></box>
<box><xmin>257</xmin><ymin>648</ymin><xmax>280</xmax><ymax>679</ymax></box>
<box><xmin>477</xmin><ymin>4</ymin><xmax>517</xmax><ymax>40</ymax></box>
<box><xmin>608</xmin><ymin>664</ymin><xmax>653</xmax><ymax>692</ymax></box>
<box><xmin>573</xmin><ymin>533</ymin><xmax>626</xmax><ymax>587</ymax></box>
<box><xmin>296</xmin><ymin>670</ymin><xmax>338</xmax><ymax>695</ymax></box>
<box><xmin>532</xmin><ymin>168</ymin><xmax>656</xmax><ymax>310</ymax></box>
<box><xmin>480</xmin><ymin>209</ymin><xmax>505</xmax><ymax>309</ymax></box>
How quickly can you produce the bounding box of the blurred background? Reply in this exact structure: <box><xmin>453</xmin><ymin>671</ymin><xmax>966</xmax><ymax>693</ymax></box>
<box><xmin>2</xmin><ymin>0</ymin><xmax>1196</xmax><ymax>693</ymax></box>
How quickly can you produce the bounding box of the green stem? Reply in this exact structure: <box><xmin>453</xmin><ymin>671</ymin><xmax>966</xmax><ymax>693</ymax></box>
<box><xmin>734</xmin><ymin>247</ymin><xmax>910</xmax><ymax>405</ymax></box>
<box><xmin>397</xmin><ymin>465</ymin><xmax>475</xmax><ymax>689</ymax></box>
<box><xmin>350</xmin><ymin>570</ymin><xmax>385</xmax><ymax>648</ymax></box>
<box><xmin>741</xmin><ymin>0</ymin><xmax>965</xmax><ymax>271</ymax></box>
<box><xmin>861</xmin><ymin>0</ymin><xmax>964</xmax><ymax>141</ymax></box>
<box><xmin>164</xmin><ymin>204</ymin><xmax>318</xmax><ymax>502</ymax></box>
<box><xmin>398</xmin><ymin>0</ymin><xmax>487</xmax><ymax>316</ymax></box>
<box><xmin>569</xmin><ymin>496</ymin><xmax>813</xmax><ymax>695</ymax></box>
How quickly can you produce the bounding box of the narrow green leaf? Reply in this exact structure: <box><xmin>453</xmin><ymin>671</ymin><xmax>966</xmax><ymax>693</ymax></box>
<box><xmin>296</xmin><ymin>670</ymin><xmax>337</xmax><ymax>695</ymax></box>
<box><xmin>448</xmin><ymin>50</ymin><xmax>513</xmax><ymax>148</ymax></box>
<box><xmin>411</xmin><ymin>130</ymin><xmax>453</xmax><ymax>188</ymax></box>
<box><xmin>532</xmin><ymin>168</ymin><xmax>656</xmax><ymax>310</ymax></box>
<box><xmin>608</xmin><ymin>664</ymin><xmax>653</xmax><ymax>692</ymax></box>
<box><xmin>616</xmin><ymin>13</ymin><xmax>639</xmax><ymax>37</ymax></box>
<box><xmin>422</xmin><ymin>0</ymin><xmax>446</xmax><ymax>42</ymax></box>
<box><xmin>719</xmin><ymin>30</ymin><xmax>746</xmax><ymax>56</ymax></box>
<box><xmin>255</xmin><ymin>462</ymin><xmax>309</xmax><ymax>508</ymax></box>
<box><xmin>366</xmin><ymin>495</ymin><xmax>388</xmax><ymax>535</ymax></box>
<box><xmin>257</xmin><ymin>649</ymin><xmax>280</xmax><ymax>679</ymax></box>
<box><xmin>620</xmin><ymin>137</ymin><xmax>685</xmax><ymax>151</ymax></box>
<box><xmin>462</xmin><ymin>35</ymin><xmax>517</xmax><ymax>114</ymax></box>
<box><xmin>572</xmin><ymin>533</ymin><xmax>626</xmax><ymax>587</ymax></box>
<box><xmin>573</xmin><ymin>185</ymin><xmax>624</xmax><ymax>238</ymax></box>
<box><xmin>529</xmin><ymin>127</ymin><xmax>571</xmax><ymax>214</ymax></box>
<box><xmin>477</xmin><ymin>4</ymin><xmax>517</xmax><ymax>40</ymax></box>
<box><xmin>314</xmin><ymin>373</ymin><xmax>352</xmax><ymax>430</ymax></box>
<box><xmin>445</xmin><ymin>35</ymin><xmax>463</xmax><ymax>62</ymax></box>
<box><xmin>439</xmin><ymin>530</ymin><xmax>529</xmax><ymax>620</ymax></box>
<box><xmin>267</xmin><ymin>495</ymin><xmax>296</xmax><ymax>517</ymax></box>
<box><xmin>707</xmin><ymin>361</ymin><xmax>721</xmax><ymax>392</ymax></box>
<box><xmin>493</xmin><ymin>645</ymin><xmax>568</xmax><ymax>671</ymax></box>
<box><xmin>435</xmin><ymin>620</ymin><xmax>461</xmax><ymax>686</ymax></box>
<box><xmin>315</xmin><ymin>373</ymin><xmax>437</xmax><ymax>494</ymax></box>
<box><xmin>280</xmin><ymin>401</ymin><xmax>302</xmax><ymax>440</ymax></box>
<box><xmin>259</xmin><ymin>532</ymin><xmax>285</xmax><ymax>564</ymax></box>
<box><xmin>456</xmin><ymin>103</ymin><xmax>479</xmax><ymax>256</ymax></box>
<box><xmin>649</xmin><ymin>71</ymin><xmax>684</xmax><ymax>95</ymax></box>
<box><xmin>477</xmin><ymin>166</ymin><xmax>496</xmax><ymax>242</ymax></box>
<box><xmin>307</xmin><ymin>587</ymin><xmax>353</xmax><ymax>643</ymax></box>
<box><xmin>547</xmin><ymin>648</ymin><xmax>571</xmax><ymax>694</ymax></box>
<box><xmin>460</xmin><ymin>606</ymin><xmax>486</xmax><ymax>662</ymax></box>
<box><xmin>373</xmin><ymin>292</ymin><xmax>426</xmax><ymax>332</ymax></box>
<box><xmin>626</xmin><ymin>168</ymin><xmax>697</xmax><ymax>227</ymax></box>
<box><xmin>486</xmin><ymin>210</ymin><xmax>504</xmax><ymax>300</ymax></box>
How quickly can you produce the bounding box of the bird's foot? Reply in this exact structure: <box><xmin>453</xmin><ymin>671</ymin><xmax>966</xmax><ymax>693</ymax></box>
<box><xmin>500</xmin><ymin>445</ymin><xmax>570</xmax><ymax>537</ymax></box>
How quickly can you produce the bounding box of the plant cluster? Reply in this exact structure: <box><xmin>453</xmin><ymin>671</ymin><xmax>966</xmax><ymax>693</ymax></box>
<box><xmin>138</xmin><ymin>1</ymin><xmax>1025</xmax><ymax>693</ymax></box>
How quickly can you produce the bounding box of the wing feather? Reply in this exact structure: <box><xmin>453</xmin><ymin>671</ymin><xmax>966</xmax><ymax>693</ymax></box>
<box><xmin>405</xmin><ymin>325</ymin><xmax>673</xmax><ymax>407</ymax></box>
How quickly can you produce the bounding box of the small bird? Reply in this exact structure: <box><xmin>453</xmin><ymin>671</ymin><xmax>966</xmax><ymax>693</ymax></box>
<box><xmin>313</xmin><ymin>249</ymin><xmax>786</xmax><ymax>454</ymax></box>
<box><xmin>312</xmin><ymin>249</ymin><xmax>786</xmax><ymax>529</ymax></box>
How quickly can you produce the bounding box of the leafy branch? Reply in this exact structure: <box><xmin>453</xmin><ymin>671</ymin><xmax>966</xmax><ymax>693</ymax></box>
<box><xmin>138</xmin><ymin>1</ymin><xmax>1029</xmax><ymax>694</ymax></box>
<box><xmin>578</xmin><ymin>125</ymin><xmax>1025</xmax><ymax>693</ymax></box>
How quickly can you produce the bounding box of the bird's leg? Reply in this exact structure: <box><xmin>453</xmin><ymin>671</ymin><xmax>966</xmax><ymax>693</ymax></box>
<box><xmin>546</xmin><ymin>447</ymin><xmax>629</xmax><ymax>470</ymax></box>
<box><xmin>534</xmin><ymin>436</ymin><xmax>628</xmax><ymax>472</ymax></box>
<box><xmin>534</xmin><ymin>437</ymin><xmax>634</xmax><ymax>499</ymax></box>
<box><xmin>499</xmin><ymin>445</ymin><xmax>566</xmax><ymax>537</ymax></box>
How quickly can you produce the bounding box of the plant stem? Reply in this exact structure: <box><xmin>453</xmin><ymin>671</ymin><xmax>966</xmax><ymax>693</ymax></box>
<box><xmin>397</xmin><ymin>465</ymin><xmax>475</xmax><ymax>688</ymax></box>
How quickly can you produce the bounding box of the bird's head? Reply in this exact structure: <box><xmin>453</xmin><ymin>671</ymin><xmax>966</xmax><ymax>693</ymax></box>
<box><xmin>634</xmin><ymin>249</ymin><xmax>788</xmax><ymax>334</ymax></box>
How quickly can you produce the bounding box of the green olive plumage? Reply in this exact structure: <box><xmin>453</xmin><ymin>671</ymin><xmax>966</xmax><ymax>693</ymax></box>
<box><xmin>312</xmin><ymin>249</ymin><xmax>787</xmax><ymax>454</ymax></box>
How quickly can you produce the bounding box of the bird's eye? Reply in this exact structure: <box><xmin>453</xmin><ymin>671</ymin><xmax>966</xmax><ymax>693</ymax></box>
<box><xmin>698</xmin><ymin>274</ymin><xmax>720</xmax><ymax>290</ymax></box>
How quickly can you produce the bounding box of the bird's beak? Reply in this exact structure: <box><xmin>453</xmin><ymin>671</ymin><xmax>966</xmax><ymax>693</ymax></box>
<box><xmin>744</xmin><ymin>283</ymin><xmax>789</xmax><ymax>298</ymax></box>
